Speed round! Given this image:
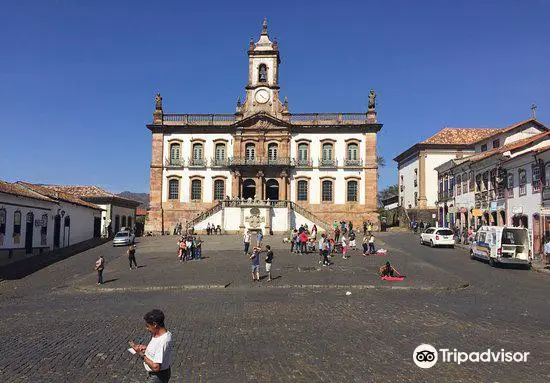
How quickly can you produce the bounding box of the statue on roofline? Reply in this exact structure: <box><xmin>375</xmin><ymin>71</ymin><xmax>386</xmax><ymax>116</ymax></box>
<box><xmin>368</xmin><ymin>90</ymin><xmax>376</xmax><ymax>110</ymax></box>
<box><xmin>155</xmin><ymin>93</ymin><xmax>163</xmax><ymax>110</ymax></box>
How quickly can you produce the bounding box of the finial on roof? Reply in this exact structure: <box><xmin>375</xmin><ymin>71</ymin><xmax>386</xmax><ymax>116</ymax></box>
<box><xmin>237</xmin><ymin>97</ymin><xmax>241</xmax><ymax>107</ymax></box>
<box><xmin>155</xmin><ymin>92</ymin><xmax>162</xmax><ymax>111</ymax></box>
<box><xmin>283</xmin><ymin>96</ymin><xmax>288</xmax><ymax>108</ymax></box>
<box><xmin>531</xmin><ymin>103</ymin><xmax>538</xmax><ymax>119</ymax></box>
<box><xmin>368</xmin><ymin>90</ymin><xmax>376</xmax><ymax>110</ymax></box>
<box><xmin>262</xmin><ymin>17</ymin><xmax>268</xmax><ymax>35</ymax></box>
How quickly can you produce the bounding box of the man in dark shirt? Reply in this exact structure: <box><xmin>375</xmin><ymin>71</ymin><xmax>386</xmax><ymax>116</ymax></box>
<box><xmin>265</xmin><ymin>245</ymin><xmax>274</xmax><ymax>282</ymax></box>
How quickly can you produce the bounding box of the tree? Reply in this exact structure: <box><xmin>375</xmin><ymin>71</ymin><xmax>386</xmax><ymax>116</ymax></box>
<box><xmin>376</xmin><ymin>155</ymin><xmax>386</xmax><ymax>168</ymax></box>
<box><xmin>378</xmin><ymin>184</ymin><xmax>398</xmax><ymax>208</ymax></box>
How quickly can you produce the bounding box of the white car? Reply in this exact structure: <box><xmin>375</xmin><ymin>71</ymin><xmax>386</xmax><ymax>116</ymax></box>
<box><xmin>420</xmin><ymin>227</ymin><xmax>455</xmax><ymax>248</ymax></box>
<box><xmin>113</xmin><ymin>230</ymin><xmax>135</xmax><ymax>246</ymax></box>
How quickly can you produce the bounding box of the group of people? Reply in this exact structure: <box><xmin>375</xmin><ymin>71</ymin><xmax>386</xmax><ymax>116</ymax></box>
<box><xmin>206</xmin><ymin>223</ymin><xmax>222</xmax><ymax>235</ymax></box>
<box><xmin>177</xmin><ymin>235</ymin><xmax>203</xmax><ymax>261</ymax></box>
<box><xmin>248</xmin><ymin>244</ymin><xmax>274</xmax><ymax>282</ymax></box>
<box><xmin>94</xmin><ymin>243</ymin><xmax>140</xmax><ymax>285</ymax></box>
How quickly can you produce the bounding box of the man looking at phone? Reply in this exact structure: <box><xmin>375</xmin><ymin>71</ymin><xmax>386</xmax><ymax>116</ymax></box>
<box><xmin>130</xmin><ymin>309</ymin><xmax>173</xmax><ymax>382</ymax></box>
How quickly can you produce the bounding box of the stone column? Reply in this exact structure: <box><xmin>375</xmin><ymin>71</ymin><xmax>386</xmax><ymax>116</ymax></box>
<box><xmin>418</xmin><ymin>150</ymin><xmax>428</xmax><ymax>208</ymax></box>
<box><xmin>256</xmin><ymin>170</ymin><xmax>264</xmax><ymax>200</ymax></box>
<box><xmin>231</xmin><ymin>170</ymin><xmax>241</xmax><ymax>198</ymax></box>
<box><xmin>145</xmin><ymin>132</ymin><xmax>165</xmax><ymax>234</ymax></box>
<box><xmin>281</xmin><ymin>170</ymin><xmax>288</xmax><ymax>200</ymax></box>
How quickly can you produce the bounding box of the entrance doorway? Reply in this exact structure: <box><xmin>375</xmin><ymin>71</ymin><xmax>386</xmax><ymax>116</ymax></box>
<box><xmin>265</xmin><ymin>179</ymin><xmax>279</xmax><ymax>200</ymax></box>
<box><xmin>25</xmin><ymin>212</ymin><xmax>34</xmax><ymax>254</ymax></box>
<box><xmin>499</xmin><ymin>210</ymin><xmax>506</xmax><ymax>226</ymax></box>
<box><xmin>54</xmin><ymin>215</ymin><xmax>61</xmax><ymax>248</ymax></box>
<box><xmin>242</xmin><ymin>179</ymin><xmax>256</xmax><ymax>199</ymax></box>
<box><xmin>93</xmin><ymin>217</ymin><xmax>101</xmax><ymax>238</ymax></box>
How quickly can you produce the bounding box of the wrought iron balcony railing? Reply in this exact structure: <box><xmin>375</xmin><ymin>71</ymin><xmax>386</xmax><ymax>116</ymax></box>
<box><xmin>295</xmin><ymin>159</ymin><xmax>313</xmax><ymax>168</ymax></box>
<box><xmin>228</xmin><ymin>157</ymin><xmax>293</xmax><ymax>166</ymax></box>
<box><xmin>188</xmin><ymin>158</ymin><xmax>207</xmax><ymax>167</ymax></box>
<box><xmin>210</xmin><ymin>157</ymin><xmax>229</xmax><ymax>167</ymax></box>
<box><xmin>344</xmin><ymin>159</ymin><xmax>363</xmax><ymax>167</ymax></box>
<box><xmin>319</xmin><ymin>158</ymin><xmax>338</xmax><ymax>168</ymax></box>
<box><xmin>165</xmin><ymin>157</ymin><xmax>185</xmax><ymax>168</ymax></box>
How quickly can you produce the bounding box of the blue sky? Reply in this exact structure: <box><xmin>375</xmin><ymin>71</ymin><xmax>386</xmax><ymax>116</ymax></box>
<box><xmin>1</xmin><ymin>0</ymin><xmax>549</xmax><ymax>193</ymax></box>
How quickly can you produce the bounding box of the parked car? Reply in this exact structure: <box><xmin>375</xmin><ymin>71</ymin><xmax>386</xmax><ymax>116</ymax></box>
<box><xmin>470</xmin><ymin>226</ymin><xmax>532</xmax><ymax>268</ymax></box>
<box><xmin>113</xmin><ymin>230</ymin><xmax>135</xmax><ymax>246</ymax></box>
<box><xmin>420</xmin><ymin>227</ymin><xmax>455</xmax><ymax>248</ymax></box>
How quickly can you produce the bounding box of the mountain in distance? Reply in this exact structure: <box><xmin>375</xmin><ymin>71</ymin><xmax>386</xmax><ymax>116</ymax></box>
<box><xmin>118</xmin><ymin>191</ymin><xmax>150</xmax><ymax>209</ymax></box>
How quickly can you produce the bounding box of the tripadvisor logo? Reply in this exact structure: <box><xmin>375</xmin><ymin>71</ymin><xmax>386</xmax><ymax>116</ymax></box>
<box><xmin>413</xmin><ymin>344</ymin><xmax>530</xmax><ymax>368</ymax></box>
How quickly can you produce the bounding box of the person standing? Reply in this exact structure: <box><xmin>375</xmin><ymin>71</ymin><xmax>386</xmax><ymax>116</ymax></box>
<box><xmin>257</xmin><ymin>230</ymin><xmax>264</xmax><ymax>248</ymax></box>
<box><xmin>95</xmin><ymin>255</ymin><xmax>105</xmax><ymax>285</ymax></box>
<box><xmin>128</xmin><ymin>244</ymin><xmax>138</xmax><ymax>269</ymax></box>
<box><xmin>290</xmin><ymin>229</ymin><xmax>298</xmax><ymax>253</ymax></box>
<box><xmin>349</xmin><ymin>230</ymin><xmax>356</xmax><ymax>251</ymax></box>
<box><xmin>334</xmin><ymin>227</ymin><xmax>341</xmax><ymax>243</ymax></box>
<box><xmin>243</xmin><ymin>230</ymin><xmax>251</xmax><ymax>256</ymax></box>
<box><xmin>311</xmin><ymin>225</ymin><xmax>317</xmax><ymax>240</ymax></box>
<box><xmin>206</xmin><ymin>223</ymin><xmax>211</xmax><ymax>235</ymax></box>
<box><xmin>299</xmin><ymin>230</ymin><xmax>308</xmax><ymax>254</ymax></box>
<box><xmin>320</xmin><ymin>234</ymin><xmax>330</xmax><ymax>266</ymax></box>
<box><xmin>130</xmin><ymin>309</ymin><xmax>173</xmax><ymax>382</ymax></box>
<box><xmin>362</xmin><ymin>234</ymin><xmax>369</xmax><ymax>256</ymax></box>
<box><xmin>185</xmin><ymin>236</ymin><xmax>193</xmax><ymax>260</ymax></box>
<box><xmin>341</xmin><ymin>235</ymin><xmax>348</xmax><ymax>259</ymax></box>
<box><xmin>544</xmin><ymin>237</ymin><xmax>550</xmax><ymax>265</ymax></box>
<box><xmin>177</xmin><ymin>237</ymin><xmax>186</xmax><ymax>262</ymax></box>
<box><xmin>194</xmin><ymin>236</ymin><xmax>202</xmax><ymax>260</ymax></box>
<box><xmin>369</xmin><ymin>234</ymin><xmax>376</xmax><ymax>254</ymax></box>
<box><xmin>249</xmin><ymin>247</ymin><xmax>260</xmax><ymax>281</ymax></box>
<box><xmin>265</xmin><ymin>245</ymin><xmax>274</xmax><ymax>282</ymax></box>
<box><xmin>367</xmin><ymin>221</ymin><xmax>373</xmax><ymax>233</ymax></box>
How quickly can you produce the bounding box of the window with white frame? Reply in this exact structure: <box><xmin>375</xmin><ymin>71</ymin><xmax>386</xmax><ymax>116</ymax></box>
<box><xmin>322</xmin><ymin>143</ymin><xmax>333</xmax><ymax>161</ymax></box>
<box><xmin>268</xmin><ymin>143</ymin><xmax>278</xmax><ymax>161</ymax></box>
<box><xmin>297</xmin><ymin>180</ymin><xmax>308</xmax><ymax>201</ymax></box>
<box><xmin>298</xmin><ymin>143</ymin><xmax>309</xmax><ymax>163</ymax></box>
<box><xmin>13</xmin><ymin>211</ymin><xmax>21</xmax><ymax>244</ymax></box>
<box><xmin>245</xmin><ymin>143</ymin><xmax>255</xmax><ymax>160</ymax></box>
<box><xmin>507</xmin><ymin>173</ymin><xmax>514</xmax><ymax>198</ymax></box>
<box><xmin>192</xmin><ymin>143</ymin><xmax>203</xmax><ymax>162</ymax></box>
<box><xmin>168</xmin><ymin>179</ymin><xmax>179</xmax><ymax>200</ymax></box>
<box><xmin>215</xmin><ymin>143</ymin><xmax>226</xmax><ymax>163</ymax></box>
<box><xmin>170</xmin><ymin>143</ymin><xmax>181</xmax><ymax>164</ymax></box>
<box><xmin>347</xmin><ymin>143</ymin><xmax>358</xmax><ymax>161</ymax></box>
<box><xmin>519</xmin><ymin>169</ymin><xmax>527</xmax><ymax>196</ymax></box>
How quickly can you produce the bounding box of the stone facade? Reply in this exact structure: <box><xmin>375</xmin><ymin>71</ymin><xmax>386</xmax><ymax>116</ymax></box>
<box><xmin>145</xmin><ymin>20</ymin><xmax>382</xmax><ymax>234</ymax></box>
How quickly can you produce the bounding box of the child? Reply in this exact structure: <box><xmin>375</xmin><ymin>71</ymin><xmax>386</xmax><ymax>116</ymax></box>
<box><xmin>265</xmin><ymin>245</ymin><xmax>274</xmax><ymax>282</ymax></box>
<box><xmin>379</xmin><ymin>261</ymin><xmax>401</xmax><ymax>277</ymax></box>
<box><xmin>178</xmin><ymin>237</ymin><xmax>186</xmax><ymax>262</ymax></box>
<box><xmin>369</xmin><ymin>234</ymin><xmax>376</xmax><ymax>254</ymax></box>
<box><xmin>362</xmin><ymin>234</ymin><xmax>369</xmax><ymax>256</ymax></box>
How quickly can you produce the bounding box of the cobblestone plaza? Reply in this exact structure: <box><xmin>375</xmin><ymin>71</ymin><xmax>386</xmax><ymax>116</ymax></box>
<box><xmin>0</xmin><ymin>233</ymin><xmax>549</xmax><ymax>382</ymax></box>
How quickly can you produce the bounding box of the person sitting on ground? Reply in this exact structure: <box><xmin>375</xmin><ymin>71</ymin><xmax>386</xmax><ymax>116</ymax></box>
<box><xmin>379</xmin><ymin>261</ymin><xmax>401</xmax><ymax>277</ymax></box>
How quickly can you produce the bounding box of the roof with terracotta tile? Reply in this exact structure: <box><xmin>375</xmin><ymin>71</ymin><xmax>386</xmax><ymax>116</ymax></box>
<box><xmin>0</xmin><ymin>180</ymin><xmax>55</xmax><ymax>202</ymax></box>
<box><xmin>40</xmin><ymin>185</ymin><xmax>141</xmax><ymax>206</ymax></box>
<box><xmin>422</xmin><ymin>127</ymin><xmax>501</xmax><ymax>145</ymax></box>
<box><xmin>16</xmin><ymin>182</ymin><xmax>103</xmax><ymax>210</ymax></box>
<box><xmin>467</xmin><ymin>131</ymin><xmax>550</xmax><ymax>164</ymax></box>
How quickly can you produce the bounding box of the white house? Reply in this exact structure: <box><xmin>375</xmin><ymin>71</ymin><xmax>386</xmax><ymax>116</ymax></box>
<box><xmin>0</xmin><ymin>180</ymin><xmax>103</xmax><ymax>265</ymax></box>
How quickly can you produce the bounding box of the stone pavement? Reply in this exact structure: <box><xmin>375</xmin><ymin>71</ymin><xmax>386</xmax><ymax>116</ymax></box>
<box><xmin>0</xmin><ymin>232</ymin><xmax>548</xmax><ymax>382</ymax></box>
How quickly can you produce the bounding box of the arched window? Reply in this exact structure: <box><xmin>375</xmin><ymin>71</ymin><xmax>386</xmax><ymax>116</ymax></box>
<box><xmin>245</xmin><ymin>143</ymin><xmax>255</xmax><ymax>160</ymax></box>
<box><xmin>121</xmin><ymin>216</ymin><xmax>127</xmax><ymax>227</ymax></box>
<box><xmin>347</xmin><ymin>143</ymin><xmax>358</xmax><ymax>161</ymax></box>
<box><xmin>191</xmin><ymin>179</ymin><xmax>202</xmax><ymax>201</ymax></box>
<box><xmin>322</xmin><ymin>180</ymin><xmax>333</xmax><ymax>202</ymax></box>
<box><xmin>0</xmin><ymin>208</ymin><xmax>6</xmax><ymax>246</ymax></box>
<box><xmin>298</xmin><ymin>143</ymin><xmax>309</xmax><ymax>164</ymax></box>
<box><xmin>258</xmin><ymin>64</ymin><xmax>267</xmax><ymax>83</ymax></box>
<box><xmin>268</xmin><ymin>143</ymin><xmax>278</xmax><ymax>162</ymax></box>
<box><xmin>214</xmin><ymin>179</ymin><xmax>225</xmax><ymax>201</ymax></box>
<box><xmin>347</xmin><ymin>180</ymin><xmax>358</xmax><ymax>202</ymax></box>
<box><xmin>192</xmin><ymin>143</ymin><xmax>203</xmax><ymax>165</ymax></box>
<box><xmin>170</xmin><ymin>143</ymin><xmax>181</xmax><ymax>165</ymax></box>
<box><xmin>297</xmin><ymin>180</ymin><xmax>308</xmax><ymax>201</ymax></box>
<box><xmin>13</xmin><ymin>211</ymin><xmax>21</xmax><ymax>244</ymax></box>
<box><xmin>168</xmin><ymin>179</ymin><xmax>179</xmax><ymax>200</ymax></box>
<box><xmin>322</xmin><ymin>143</ymin><xmax>333</xmax><ymax>161</ymax></box>
<box><xmin>215</xmin><ymin>143</ymin><xmax>226</xmax><ymax>165</ymax></box>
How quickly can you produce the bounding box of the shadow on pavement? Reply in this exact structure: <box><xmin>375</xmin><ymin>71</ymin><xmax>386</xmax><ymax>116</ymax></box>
<box><xmin>0</xmin><ymin>238</ymin><xmax>110</xmax><ymax>280</ymax></box>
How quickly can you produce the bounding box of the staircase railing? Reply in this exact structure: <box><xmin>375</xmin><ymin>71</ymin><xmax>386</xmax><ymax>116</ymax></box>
<box><xmin>287</xmin><ymin>201</ymin><xmax>332</xmax><ymax>232</ymax></box>
<box><xmin>186</xmin><ymin>201</ymin><xmax>223</xmax><ymax>229</ymax></box>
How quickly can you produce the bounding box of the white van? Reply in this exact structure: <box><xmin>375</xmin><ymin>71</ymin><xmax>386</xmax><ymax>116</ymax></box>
<box><xmin>470</xmin><ymin>226</ymin><xmax>532</xmax><ymax>268</ymax></box>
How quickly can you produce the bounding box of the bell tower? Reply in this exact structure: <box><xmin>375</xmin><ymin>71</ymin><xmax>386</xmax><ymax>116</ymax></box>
<box><xmin>241</xmin><ymin>18</ymin><xmax>283</xmax><ymax>117</ymax></box>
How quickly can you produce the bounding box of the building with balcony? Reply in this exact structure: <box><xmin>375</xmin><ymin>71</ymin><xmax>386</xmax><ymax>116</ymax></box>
<box><xmin>145</xmin><ymin>20</ymin><xmax>381</xmax><ymax>234</ymax></box>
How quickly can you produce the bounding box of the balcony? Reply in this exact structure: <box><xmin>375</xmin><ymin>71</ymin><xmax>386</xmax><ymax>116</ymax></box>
<box><xmin>211</xmin><ymin>157</ymin><xmax>229</xmax><ymax>167</ymax></box>
<box><xmin>475</xmin><ymin>191</ymin><xmax>489</xmax><ymax>209</ymax></box>
<box><xmin>165</xmin><ymin>157</ymin><xmax>185</xmax><ymax>168</ymax></box>
<box><xmin>188</xmin><ymin>158</ymin><xmax>207</xmax><ymax>168</ymax></box>
<box><xmin>228</xmin><ymin>157</ymin><xmax>293</xmax><ymax>166</ymax></box>
<box><xmin>295</xmin><ymin>159</ymin><xmax>313</xmax><ymax>168</ymax></box>
<box><xmin>319</xmin><ymin>158</ymin><xmax>338</xmax><ymax>168</ymax></box>
<box><xmin>344</xmin><ymin>159</ymin><xmax>363</xmax><ymax>167</ymax></box>
<box><xmin>438</xmin><ymin>192</ymin><xmax>451</xmax><ymax>202</ymax></box>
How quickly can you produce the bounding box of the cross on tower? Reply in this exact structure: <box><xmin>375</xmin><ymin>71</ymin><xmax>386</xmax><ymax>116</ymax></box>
<box><xmin>531</xmin><ymin>103</ymin><xmax>537</xmax><ymax>119</ymax></box>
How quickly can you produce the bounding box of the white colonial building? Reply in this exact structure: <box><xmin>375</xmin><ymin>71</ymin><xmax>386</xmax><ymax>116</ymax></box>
<box><xmin>146</xmin><ymin>20</ymin><xmax>381</xmax><ymax>234</ymax></box>
<box><xmin>0</xmin><ymin>180</ymin><xmax>103</xmax><ymax>265</ymax></box>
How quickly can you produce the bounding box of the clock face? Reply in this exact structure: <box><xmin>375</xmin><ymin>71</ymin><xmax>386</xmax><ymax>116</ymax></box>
<box><xmin>255</xmin><ymin>89</ymin><xmax>270</xmax><ymax>104</ymax></box>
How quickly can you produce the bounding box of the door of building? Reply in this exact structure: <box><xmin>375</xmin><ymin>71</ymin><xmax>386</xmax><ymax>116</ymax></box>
<box><xmin>25</xmin><ymin>212</ymin><xmax>34</xmax><ymax>254</ymax></box>
<box><xmin>266</xmin><ymin>179</ymin><xmax>279</xmax><ymax>200</ymax></box>
<box><xmin>93</xmin><ymin>217</ymin><xmax>101</xmax><ymax>238</ymax></box>
<box><xmin>242</xmin><ymin>179</ymin><xmax>256</xmax><ymax>200</ymax></box>
<box><xmin>54</xmin><ymin>215</ymin><xmax>61</xmax><ymax>248</ymax></box>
